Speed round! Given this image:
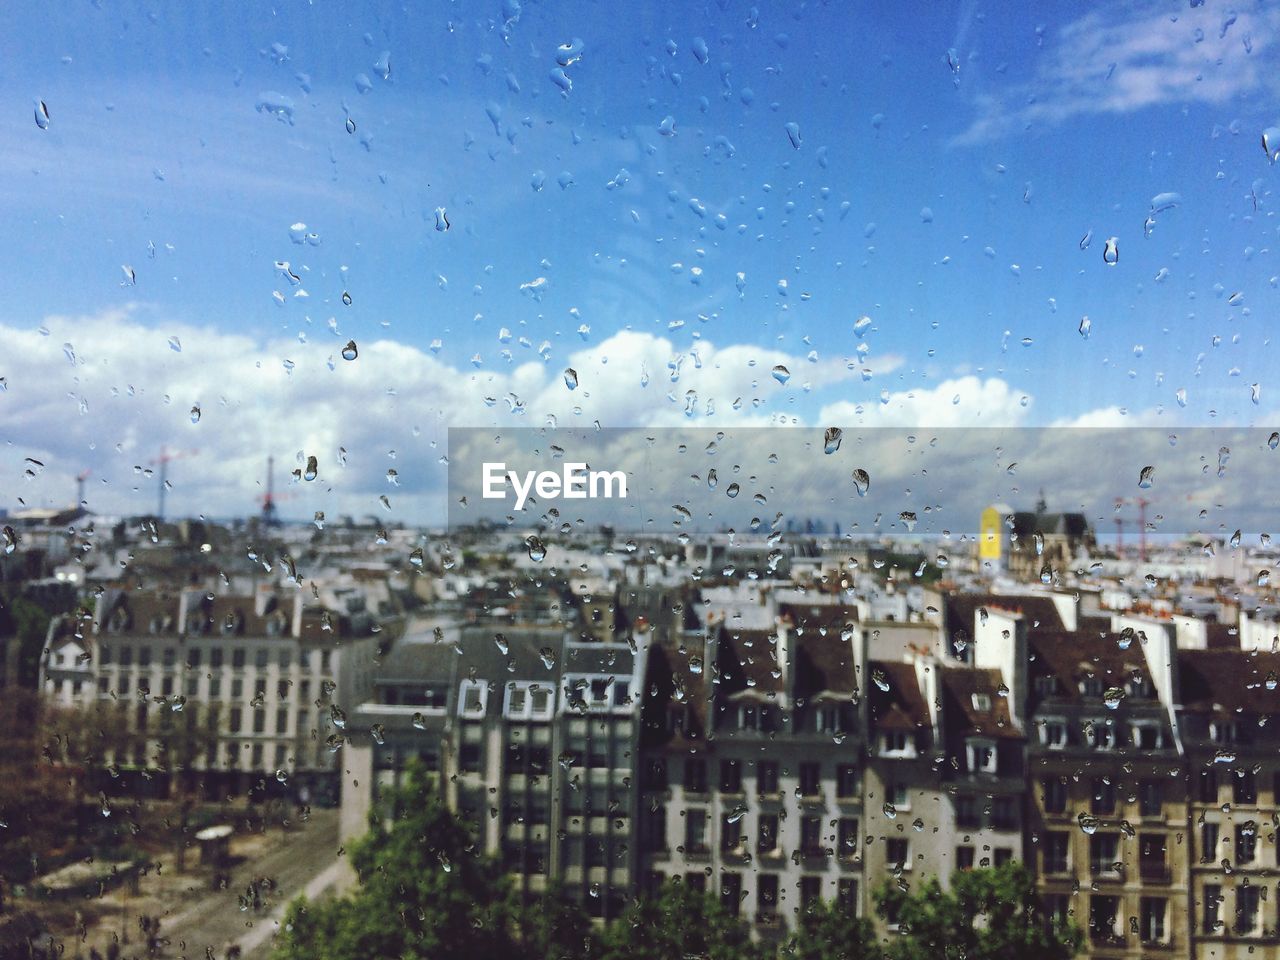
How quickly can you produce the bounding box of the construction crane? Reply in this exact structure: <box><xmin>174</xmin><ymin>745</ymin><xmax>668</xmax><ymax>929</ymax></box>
<box><xmin>1113</xmin><ymin>496</ymin><xmax>1150</xmax><ymax>562</ymax></box>
<box><xmin>149</xmin><ymin>447</ymin><xmax>199</xmax><ymax>521</ymax></box>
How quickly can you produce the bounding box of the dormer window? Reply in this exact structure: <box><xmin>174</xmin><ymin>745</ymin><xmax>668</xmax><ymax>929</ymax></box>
<box><xmin>459</xmin><ymin>680</ymin><xmax>488</xmax><ymax>719</ymax></box>
<box><xmin>880</xmin><ymin>730</ymin><xmax>915</xmax><ymax>758</ymax></box>
<box><xmin>739</xmin><ymin>704</ymin><xmax>759</xmax><ymax>731</ymax></box>
<box><xmin>971</xmin><ymin>693</ymin><xmax>992</xmax><ymax>712</ymax></box>
<box><xmin>1040</xmin><ymin>719</ymin><xmax>1068</xmax><ymax>749</ymax></box>
<box><xmin>1130</xmin><ymin>722</ymin><xmax>1162</xmax><ymax>750</ymax></box>
<box><xmin>816</xmin><ymin>704</ymin><xmax>844</xmax><ymax>734</ymax></box>
<box><xmin>1209</xmin><ymin>720</ymin><xmax>1236</xmax><ymax>745</ymax></box>
<box><xmin>966</xmin><ymin>737</ymin><xmax>998</xmax><ymax>774</ymax></box>
<box><xmin>1034</xmin><ymin>675</ymin><xmax>1059</xmax><ymax>697</ymax></box>
<box><xmin>1084</xmin><ymin>722</ymin><xmax>1116</xmax><ymax>751</ymax></box>
<box><xmin>1079</xmin><ymin>676</ymin><xmax>1104</xmax><ymax>698</ymax></box>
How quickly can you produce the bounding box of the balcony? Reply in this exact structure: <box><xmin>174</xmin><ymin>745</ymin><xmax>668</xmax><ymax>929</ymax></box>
<box><xmin>1089</xmin><ymin>932</ymin><xmax>1127</xmax><ymax>949</ymax></box>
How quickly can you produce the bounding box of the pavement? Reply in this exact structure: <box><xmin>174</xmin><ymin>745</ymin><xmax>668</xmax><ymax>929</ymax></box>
<box><xmin>69</xmin><ymin>807</ymin><xmax>353</xmax><ymax>960</ymax></box>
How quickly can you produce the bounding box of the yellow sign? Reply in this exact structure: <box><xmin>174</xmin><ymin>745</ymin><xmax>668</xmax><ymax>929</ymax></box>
<box><xmin>979</xmin><ymin>506</ymin><xmax>1002</xmax><ymax>561</ymax></box>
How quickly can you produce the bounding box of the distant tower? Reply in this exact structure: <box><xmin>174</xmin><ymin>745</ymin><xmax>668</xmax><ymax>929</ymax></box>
<box><xmin>261</xmin><ymin>456</ymin><xmax>280</xmax><ymax>527</ymax></box>
<box><xmin>1035</xmin><ymin>488</ymin><xmax>1048</xmax><ymax>515</ymax></box>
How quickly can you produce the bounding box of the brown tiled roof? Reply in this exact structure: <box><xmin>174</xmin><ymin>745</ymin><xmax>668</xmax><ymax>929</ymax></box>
<box><xmin>940</xmin><ymin>667</ymin><xmax>1021</xmax><ymax>740</ymax></box>
<box><xmin>795</xmin><ymin>632</ymin><xmax>857</xmax><ymax>698</ymax></box>
<box><xmin>868</xmin><ymin>660</ymin><xmax>929</xmax><ymax>732</ymax></box>
<box><xmin>945</xmin><ymin>593</ymin><xmax>1066</xmax><ymax>637</ymax></box>
<box><xmin>640</xmin><ymin>642</ymin><xmax>708</xmax><ymax>747</ymax></box>
<box><xmin>716</xmin><ymin>627</ymin><xmax>784</xmax><ymax>696</ymax></box>
<box><xmin>1028</xmin><ymin>631</ymin><xmax>1144</xmax><ymax>704</ymax></box>
<box><xmin>1205</xmin><ymin>623</ymin><xmax>1240</xmax><ymax>650</ymax></box>
<box><xmin>1179</xmin><ymin>649</ymin><xmax>1280</xmax><ymax>715</ymax></box>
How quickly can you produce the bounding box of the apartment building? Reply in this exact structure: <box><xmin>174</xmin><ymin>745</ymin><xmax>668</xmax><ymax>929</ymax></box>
<box><xmin>1180</xmin><ymin>648</ymin><xmax>1280</xmax><ymax>959</ymax></box>
<box><xmin>1025</xmin><ymin>625</ymin><xmax>1188</xmax><ymax>957</ymax></box>
<box><xmin>342</xmin><ymin>619</ymin><xmax>646</xmax><ymax>921</ymax></box>
<box><xmin>40</xmin><ymin>586</ymin><xmax>382</xmax><ymax>800</ymax></box>
<box><xmin>637</xmin><ymin>602</ymin><xmax>865</xmax><ymax>940</ymax></box>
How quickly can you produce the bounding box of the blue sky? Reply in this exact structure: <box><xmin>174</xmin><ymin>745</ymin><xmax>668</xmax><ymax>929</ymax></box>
<box><xmin>2</xmin><ymin>0</ymin><xmax>1278</xmax><ymax>523</ymax></box>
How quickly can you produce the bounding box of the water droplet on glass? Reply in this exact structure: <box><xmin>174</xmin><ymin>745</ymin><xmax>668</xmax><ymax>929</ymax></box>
<box><xmin>1103</xmin><ymin>237</ymin><xmax>1119</xmax><ymax>265</ymax></box>
<box><xmin>882</xmin><ymin>801</ymin><xmax>898</xmax><ymax>819</ymax></box>
<box><xmin>342</xmin><ymin>340</ymin><xmax>358</xmax><ymax>361</ymax></box>
<box><xmin>189</xmin><ymin>404</ymin><xmax>201</xmax><ymax>424</ymax></box>
<box><xmin>341</xmin><ymin>291</ymin><xmax>352</xmax><ymax>306</ymax></box>
<box><xmin>434</xmin><ymin>207</ymin><xmax>450</xmax><ymax>232</ymax></box>
<box><xmin>823</xmin><ymin>427</ymin><xmax>843</xmax><ymax>454</ymax></box>
<box><xmin>34</xmin><ymin>100</ymin><xmax>50</xmax><ymax>130</ymax></box>
<box><xmin>304</xmin><ymin>455</ymin><xmax>319</xmax><ymax>481</ymax></box>
<box><xmin>784</xmin><ymin>122</ymin><xmax>802</xmax><ymax>149</ymax></box>
<box><xmin>1078</xmin><ymin>812</ymin><xmax>1099</xmax><ymax>835</ymax></box>
<box><xmin>725</xmin><ymin>482</ymin><xmax>740</xmax><ymax>498</ymax></box>
<box><xmin>1262</xmin><ymin>127</ymin><xmax>1280</xmax><ymax>164</ymax></box>
<box><xmin>564</xmin><ymin>368</ymin><xmax>578</xmax><ymax>390</ymax></box>
<box><xmin>1078</xmin><ymin>316</ymin><xmax>1091</xmax><ymax>339</ymax></box>
<box><xmin>527</xmin><ymin>535</ymin><xmax>546</xmax><ymax>561</ymax></box>
<box><xmin>1103</xmin><ymin>687</ymin><xmax>1124</xmax><ymax>709</ymax></box>
<box><xmin>555</xmin><ymin>37</ymin><xmax>585</xmax><ymax>67</ymax></box>
<box><xmin>771</xmin><ymin>365</ymin><xmax>791</xmax><ymax>385</ymax></box>
<box><xmin>1138</xmin><ymin>465</ymin><xmax>1155</xmax><ymax>489</ymax></box>
<box><xmin>852</xmin><ymin>469</ymin><xmax>871</xmax><ymax>497</ymax></box>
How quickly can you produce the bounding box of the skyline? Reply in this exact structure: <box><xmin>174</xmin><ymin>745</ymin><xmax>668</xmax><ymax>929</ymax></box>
<box><xmin>2</xmin><ymin>1</ymin><xmax>1278</xmax><ymax>523</ymax></box>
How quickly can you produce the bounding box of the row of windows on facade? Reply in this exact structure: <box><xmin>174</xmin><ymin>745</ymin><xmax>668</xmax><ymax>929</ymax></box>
<box><xmin>1041</xmin><ymin>770</ymin><xmax>1277</xmax><ymax>815</ymax></box>
<box><xmin>1036</xmin><ymin>717</ymin><xmax>1165</xmax><ymax>751</ymax></box>
<box><xmin>85</xmin><ymin>673</ymin><xmax>327</xmax><ymax>705</ymax></box>
<box><xmin>455</xmin><ymin>678</ymin><xmax>634</xmax><ymax>720</ymax></box>
<box><xmin>657</xmin><ymin>872</ymin><xmax>861</xmax><ymax>922</ymax></box>
<box><xmin>643</xmin><ymin>808</ymin><xmax>862</xmax><ymax>859</ymax></box>
<box><xmin>105</xmin><ymin>610</ymin><xmax>290</xmax><ymax>636</ymax></box>
<box><xmin>667</xmin><ymin>702</ymin><xmax>855</xmax><ymax>736</ymax></box>
<box><xmin>114</xmin><ymin>739</ymin><xmax>312</xmax><ymax>772</ymax></box>
<box><xmin>1041</xmin><ymin>824</ymin><xmax>1268</xmax><ymax>874</ymax></box>
<box><xmin>95</xmin><ymin>643</ymin><xmax>332</xmax><ymax>671</ymax></box>
<box><xmin>1070</xmin><ymin>888</ymin><xmax>1273</xmax><ymax>943</ymax></box>
<box><xmin>644</xmin><ymin>757</ymin><xmax>861</xmax><ymax>797</ymax></box>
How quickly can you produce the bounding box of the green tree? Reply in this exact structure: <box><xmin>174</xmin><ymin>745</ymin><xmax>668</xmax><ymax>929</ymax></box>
<box><xmin>876</xmin><ymin>863</ymin><xmax>1081</xmax><ymax>960</ymax></box>
<box><xmin>596</xmin><ymin>881</ymin><xmax>765</xmax><ymax>960</ymax></box>
<box><xmin>272</xmin><ymin>764</ymin><xmax>593</xmax><ymax>960</ymax></box>
<box><xmin>781</xmin><ymin>899</ymin><xmax>878</xmax><ymax>960</ymax></box>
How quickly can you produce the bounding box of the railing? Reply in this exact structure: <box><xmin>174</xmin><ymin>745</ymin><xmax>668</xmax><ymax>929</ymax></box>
<box><xmin>1139</xmin><ymin>862</ymin><xmax>1172</xmax><ymax>883</ymax></box>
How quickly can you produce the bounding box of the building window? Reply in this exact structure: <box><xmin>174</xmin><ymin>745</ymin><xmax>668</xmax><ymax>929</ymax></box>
<box><xmin>993</xmin><ymin>848</ymin><xmax>1013</xmax><ymax>867</ymax></box>
<box><xmin>276</xmin><ymin>708</ymin><xmax>288</xmax><ymax>734</ymax></box>
<box><xmin>210</xmin><ymin>647</ymin><xmax>223</xmax><ymax>669</ymax></box>
<box><xmin>1203</xmin><ymin>884</ymin><xmax>1222</xmax><ymax>933</ymax></box>
<box><xmin>836</xmin><ymin>878</ymin><xmax>858</xmax><ymax>911</ymax></box>
<box><xmin>685</xmin><ymin>758</ymin><xmax>707</xmax><ymax>794</ymax></box>
<box><xmin>1089</xmin><ymin>833</ymin><xmax>1120</xmax><ymax>876</ymax></box>
<box><xmin>1130</xmin><ymin>722</ymin><xmax>1162</xmax><ymax>750</ymax></box>
<box><xmin>459</xmin><ymin>680</ymin><xmax>488</xmax><ymax>718</ymax></box>
<box><xmin>1139</xmin><ymin>780</ymin><xmax>1163</xmax><ymax>818</ymax></box>
<box><xmin>836</xmin><ymin>764</ymin><xmax>859</xmax><ymax>798</ymax></box>
<box><xmin>756</xmin><ymin>874</ymin><xmax>778</xmax><ymax>921</ymax></box>
<box><xmin>1042</xmin><ymin>777</ymin><xmax>1067</xmax><ymax>814</ymax></box>
<box><xmin>991</xmin><ymin>797</ymin><xmax>1017</xmax><ymax>831</ymax></box>
<box><xmin>1140</xmin><ymin>835</ymin><xmax>1168</xmax><ymax>881</ymax></box>
<box><xmin>231</xmin><ymin>678</ymin><xmax>243</xmax><ymax>699</ymax></box>
<box><xmin>719</xmin><ymin>759</ymin><xmax>742</xmax><ymax>794</ymax></box>
<box><xmin>956</xmin><ymin>845</ymin><xmax>975</xmax><ymax>870</ymax></box>
<box><xmin>720</xmin><ymin>814</ymin><xmax>743</xmax><ymax>854</ymax></box>
<box><xmin>966</xmin><ymin>738</ymin><xmax>997</xmax><ymax>774</ymax></box>
<box><xmin>800</xmin><ymin>816</ymin><xmax>823</xmax><ymax>856</ymax></box>
<box><xmin>229</xmin><ymin>707</ymin><xmax>242</xmax><ymax>733</ymax></box>
<box><xmin>255</xmin><ymin>647</ymin><xmax>269</xmax><ymax>669</ymax></box>
<box><xmin>1091</xmin><ymin>778</ymin><xmax>1116</xmax><ymax>815</ymax></box>
<box><xmin>1198</xmin><ymin>769</ymin><xmax>1218</xmax><ymax>803</ymax></box>
<box><xmin>1085</xmin><ymin>722</ymin><xmax>1116</xmax><ymax>751</ymax></box>
<box><xmin>231</xmin><ymin>647</ymin><xmax>246</xmax><ymax>669</ymax></box>
<box><xmin>738</xmin><ymin>704</ymin><xmax>758</xmax><ymax>731</ymax></box>
<box><xmin>1235</xmin><ymin>825</ymin><xmax>1258</xmax><ymax>866</ymax></box>
<box><xmin>1044</xmin><ymin>832</ymin><xmax>1069</xmax><ymax>873</ymax></box>
<box><xmin>1234</xmin><ymin>770</ymin><xmax>1258</xmax><ymax>805</ymax></box>
<box><xmin>757</xmin><ymin>760</ymin><xmax>779</xmax><ymax>795</ymax></box>
<box><xmin>1039</xmin><ymin>719</ymin><xmax>1068</xmax><ymax>749</ymax></box>
<box><xmin>757</xmin><ymin>813</ymin><xmax>779</xmax><ymax>855</ymax></box>
<box><xmin>685</xmin><ymin>810</ymin><xmax>708</xmax><ymax>854</ymax></box>
<box><xmin>252</xmin><ymin>708</ymin><xmax>265</xmax><ymax>734</ymax></box>
<box><xmin>955</xmin><ymin>795</ymin><xmax>979</xmax><ymax>829</ymax></box>
<box><xmin>1043</xmin><ymin>894</ymin><xmax>1071</xmax><ymax>932</ymax></box>
<box><xmin>643</xmin><ymin>805</ymin><xmax>666</xmax><ymax>852</ymax></box>
<box><xmin>880</xmin><ymin>730</ymin><xmax>914</xmax><ymax>757</ymax></box>
<box><xmin>720</xmin><ymin>873</ymin><xmax>741</xmax><ymax>917</ymax></box>
<box><xmin>643</xmin><ymin>758</ymin><xmax>668</xmax><ymax>791</ymax></box>
<box><xmin>138</xmin><ymin>646</ymin><xmax>152</xmax><ymax>667</ymax></box>
<box><xmin>1236</xmin><ymin>885</ymin><xmax>1262</xmax><ymax>936</ymax></box>
<box><xmin>886</xmin><ymin>838</ymin><xmax>909</xmax><ymax>870</ymax></box>
<box><xmin>889</xmin><ymin>782</ymin><xmax>910</xmax><ymax>811</ymax></box>
<box><xmin>1089</xmin><ymin>895</ymin><xmax>1120</xmax><ymax>944</ymax></box>
<box><xmin>837</xmin><ymin>818</ymin><xmax>858</xmax><ymax>859</ymax></box>
<box><xmin>798</xmin><ymin>762</ymin><xmax>821</xmax><ymax>798</ymax></box>
<box><xmin>1200</xmin><ymin>822</ymin><xmax>1220</xmax><ymax>863</ymax></box>
<box><xmin>799</xmin><ymin>876</ymin><xmax>822</xmax><ymax>909</ymax></box>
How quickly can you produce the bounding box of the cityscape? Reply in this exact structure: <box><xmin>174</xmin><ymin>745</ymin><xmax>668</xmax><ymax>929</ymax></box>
<box><xmin>4</xmin><ymin>0</ymin><xmax>1278</xmax><ymax>958</ymax></box>
<box><xmin>3</xmin><ymin>487</ymin><xmax>1280</xmax><ymax>958</ymax></box>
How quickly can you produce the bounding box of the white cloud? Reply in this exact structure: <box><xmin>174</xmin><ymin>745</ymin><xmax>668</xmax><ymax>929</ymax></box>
<box><xmin>0</xmin><ymin>308</ymin><xmax>899</xmax><ymax>523</ymax></box>
<box><xmin>953</xmin><ymin>3</ymin><xmax>1280</xmax><ymax>145</ymax></box>
<box><xmin>818</xmin><ymin>375</ymin><xmax>1032</xmax><ymax>427</ymax></box>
